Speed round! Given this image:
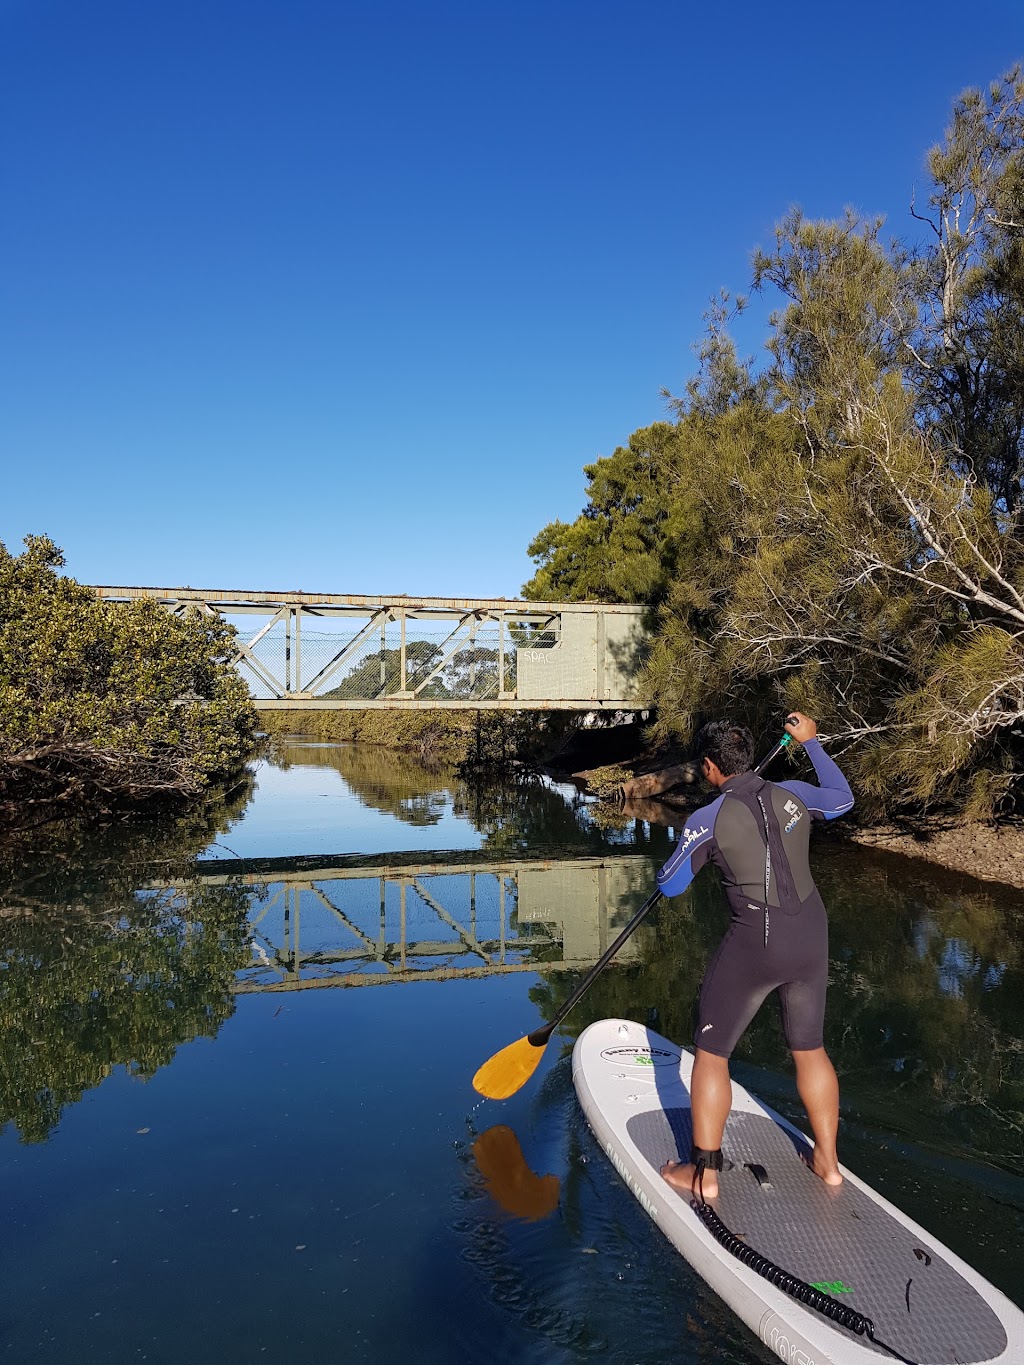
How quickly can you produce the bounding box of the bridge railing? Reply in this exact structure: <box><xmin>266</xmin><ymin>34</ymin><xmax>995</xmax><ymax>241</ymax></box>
<box><xmin>92</xmin><ymin>587</ymin><xmax>648</xmax><ymax>710</ymax></box>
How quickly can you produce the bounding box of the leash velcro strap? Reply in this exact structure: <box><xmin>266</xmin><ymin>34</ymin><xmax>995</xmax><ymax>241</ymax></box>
<box><xmin>690</xmin><ymin>1145</ymin><xmax>725</xmax><ymax>1171</ymax></box>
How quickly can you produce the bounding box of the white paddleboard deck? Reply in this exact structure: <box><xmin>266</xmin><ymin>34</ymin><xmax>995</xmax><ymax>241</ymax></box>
<box><xmin>572</xmin><ymin>1019</ymin><xmax>1024</xmax><ymax>1365</ymax></box>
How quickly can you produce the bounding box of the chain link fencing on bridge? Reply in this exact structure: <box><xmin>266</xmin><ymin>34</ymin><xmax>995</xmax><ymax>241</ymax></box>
<box><xmin>229</xmin><ymin>616</ymin><xmax>560</xmax><ymax>702</ymax></box>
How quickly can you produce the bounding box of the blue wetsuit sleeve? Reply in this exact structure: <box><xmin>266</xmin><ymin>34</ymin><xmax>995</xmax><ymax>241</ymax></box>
<box><xmin>777</xmin><ymin>737</ymin><xmax>854</xmax><ymax>820</ymax></box>
<box><xmin>656</xmin><ymin>797</ymin><xmax>722</xmax><ymax>896</ymax></box>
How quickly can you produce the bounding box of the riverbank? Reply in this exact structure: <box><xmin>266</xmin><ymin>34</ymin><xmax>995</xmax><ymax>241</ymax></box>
<box><xmin>846</xmin><ymin>817</ymin><xmax>1024</xmax><ymax>893</ymax></box>
<box><xmin>258</xmin><ymin>707</ymin><xmax>487</xmax><ymax>760</ymax></box>
<box><xmin>260</xmin><ymin>717</ymin><xmax>1024</xmax><ymax>892</ymax></box>
<box><xmin>565</xmin><ymin>755</ymin><xmax>1024</xmax><ymax>892</ymax></box>
<box><xmin>257</xmin><ymin>707</ymin><xmax>646</xmax><ymax>770</ymax></box>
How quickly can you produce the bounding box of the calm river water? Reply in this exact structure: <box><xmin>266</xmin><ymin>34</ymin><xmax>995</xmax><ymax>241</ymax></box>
<box><xmin>1</xmin><ymin>741</ymin><xmax>1022</xmax><ymax>1363</ymax></box>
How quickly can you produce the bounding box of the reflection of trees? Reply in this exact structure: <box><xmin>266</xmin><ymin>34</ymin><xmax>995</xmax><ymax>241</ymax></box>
<box><xmin>0</xmin><ymin>774</ymin><xmax>254</xmax><ymax>914</ymax></box>
<box><xmin>0</xmin><ymin>781</ymin><xmax>256</xmax><ymax>1144</ymax></box>
<box><xmin>1</xmin><ymin>883</ymin><xmax>252</xmax><ymax>1144</ymax></box>
<box><xmin>271</xmin><ymin>742</ymin><xmax>455</xmax><ymax>826</ymax></box>
<box><xmin>453</xmin><ymin>774</ymin><xmax>673</xmax><ymax>859</ymax></box>
<box><xmin>531</xmin><ymin>846</ymin><xmax>1024</xmax><ymax>1172</ymax></box>
<box><xmin>812</xmin><ymin>850</ymin><xmax>1024</xmax><ymax>1165</ymax></box>
<box><xmin>269</xmin><ymin>740</ymin><xmax>678</xmax><ymax>857</ymax></box>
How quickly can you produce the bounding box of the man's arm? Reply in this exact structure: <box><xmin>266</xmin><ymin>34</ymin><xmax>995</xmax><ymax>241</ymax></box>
<box><xmin>777</xmin><ymin>712</ymin><xmax>853</xmax><ymax>821</ymax></box>
<box><xmin>656</xmin><ymin>796</ymin><xmax>724</xmax><ymax>896</ymax></box>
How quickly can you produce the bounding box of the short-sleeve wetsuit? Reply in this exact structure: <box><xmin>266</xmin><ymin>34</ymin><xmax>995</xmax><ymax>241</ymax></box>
<box><xmin>656</xmin><ymin>739</ymin><xmax>853</xmax><ymax>1058</ymax></box>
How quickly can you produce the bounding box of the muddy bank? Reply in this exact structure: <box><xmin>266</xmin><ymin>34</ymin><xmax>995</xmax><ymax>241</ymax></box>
<box><xmin>846</xmin><ymin>818</ymin><xmax>1024</xmax><ymax>893</ymax></box>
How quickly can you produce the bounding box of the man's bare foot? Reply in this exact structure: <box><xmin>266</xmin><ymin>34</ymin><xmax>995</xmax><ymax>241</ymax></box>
<box><xmin>802</xmin><ymin>1148</ymin><xmax>843</xmax><ymax>1187</ymax></box>
<box><xmin>660</xmin><ymin>1159</ymin><xmax>718</xmax><ymax>1200</ymax></box>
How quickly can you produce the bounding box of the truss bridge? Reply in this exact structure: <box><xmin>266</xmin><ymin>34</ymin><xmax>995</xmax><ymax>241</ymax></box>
<box><xmin>92</xmin><ymin>586</ymin><xmax>648</xmax><ymax>710</ymax></box>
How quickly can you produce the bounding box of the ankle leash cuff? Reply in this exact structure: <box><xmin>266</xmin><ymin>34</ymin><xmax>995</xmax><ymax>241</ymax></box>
<box><xmin>690</xmin><ymin>1145</ymin><xmax>724</xmax><ymax>1171</ymax></box>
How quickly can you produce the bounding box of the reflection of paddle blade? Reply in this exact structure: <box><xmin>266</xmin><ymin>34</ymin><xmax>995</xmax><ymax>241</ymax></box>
<box><xmin>472</xmin><ymin>1034</ymin><xmax>545</xmax><ymax>1100</ymax></box>
<box><xmin>473</xmin><ymin>1125</ymin><xmax>560</xmax><ymax>1222</ymax></box>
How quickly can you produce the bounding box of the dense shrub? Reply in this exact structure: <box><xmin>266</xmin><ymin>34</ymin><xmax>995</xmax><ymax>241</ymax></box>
<box><xmin>0</xmin><ymin>535</ymin><xmax>258</xmax><ymax>826</ymax></box>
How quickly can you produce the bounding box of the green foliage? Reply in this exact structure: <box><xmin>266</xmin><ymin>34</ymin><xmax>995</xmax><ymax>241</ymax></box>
<box><xmin>325</xmin><ymin>639</ymin><xmax>509</xmax><ymax>703</ymax></box>
<box><xmin>324</xmin><ymin>640</ymin><xmax>443</xmax><ymax>700</ymax></box>
<box><xmin>260</xmin><ymin>705</ymin><xmax>477</xmax><ymax>757</ymax></box>
<box><xmin>259</xmin><ymin>706</ymin><xmax>581</xmax><ymax>768</ymax></box>
<box><xmin>913</xmin><ymin>69</ymin><xmax>1024</xmax><ymax>513</ymax></box>
<box><xmin>523</xmin><ymin>69</ymin><xmax>1024</xmax><ymax>817</ymax></box>
<box><xmin>0</xmin><ymin>536</ymin><xmax>258</xmax><ymax>822</ymax></box>
<box><xmin>579</xmin><ymin>763</ymin><xmax>634</xmax><ymax>799</ymax></box>
<box><xmin>524</xmin><ymin>422</ymin><xmax>682</xmax><ymax>605</ymax></box>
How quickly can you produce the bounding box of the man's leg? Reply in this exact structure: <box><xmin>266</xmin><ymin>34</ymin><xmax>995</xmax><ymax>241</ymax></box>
<box><xmin>661</xmin><ymin>1048</ymin><xmax>732</xmax><ymax>1199</ymax></box>
<box><xmin>792</xmin><ymin>1047</ymin><xmax>843</xmax><ymax>1186</ymax></box>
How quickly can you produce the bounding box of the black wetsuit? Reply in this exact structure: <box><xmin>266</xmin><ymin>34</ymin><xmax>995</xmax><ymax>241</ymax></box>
<box><xmin>656</xmin><ymin>739</ymin><xmax>853</xmax><ymax>1058</ymax></box>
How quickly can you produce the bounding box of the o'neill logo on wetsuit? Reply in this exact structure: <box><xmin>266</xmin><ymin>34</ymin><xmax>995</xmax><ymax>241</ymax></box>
<box><xmin>783</xmin><ymin>799</ymin><xmax>804</xmax><ymax>834</ymax></box>
<box><xmin>679</xmin><ymin>823</ymin><xmax>708</xmax><ymax>851</ymax></box>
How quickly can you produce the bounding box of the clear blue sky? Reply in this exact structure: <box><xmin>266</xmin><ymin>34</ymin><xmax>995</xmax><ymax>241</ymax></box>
<box><xmin>2</xmin><ymin>0</ymin><xmax>1021</xmax><ymax>598</ymax></box>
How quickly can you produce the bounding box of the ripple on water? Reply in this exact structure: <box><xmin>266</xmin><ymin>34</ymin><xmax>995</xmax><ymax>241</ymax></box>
<box><xmin>448</xmin><ymin>1056</ymin><xmax>778</xmax><ymax>1364</ymax></box>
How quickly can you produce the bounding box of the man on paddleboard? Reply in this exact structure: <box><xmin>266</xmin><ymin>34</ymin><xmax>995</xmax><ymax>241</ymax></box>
<box><xmin>656</xmin><ymin>712</ymin><xmax>853</xmax><ymax>1200</ymax></box>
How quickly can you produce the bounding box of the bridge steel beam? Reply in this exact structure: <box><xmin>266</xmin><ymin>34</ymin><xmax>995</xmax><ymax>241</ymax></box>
<box><xmin>91</xmin><ymin>585</ymin><xmax>648</xmax><ymax>711</ymax></box>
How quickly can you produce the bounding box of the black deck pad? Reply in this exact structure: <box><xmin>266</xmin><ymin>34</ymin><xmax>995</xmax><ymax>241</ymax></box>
<box><xmin>626</xmin><ymin>1108</ymin><xmax>1007</xmax><ymax>1364</ymax></box>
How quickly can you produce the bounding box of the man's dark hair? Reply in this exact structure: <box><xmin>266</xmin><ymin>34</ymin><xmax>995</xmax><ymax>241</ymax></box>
<box><xmin>694</xmin><ymin>719</ymin><xmax>755</xmax><ymax>776</ymax></box>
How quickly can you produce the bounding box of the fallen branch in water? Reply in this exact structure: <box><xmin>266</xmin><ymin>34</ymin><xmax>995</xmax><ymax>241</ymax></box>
<box><xmin>616</xmin><ymin>762</ymin><xmax>700</xmax><ymax>804</ymax></box>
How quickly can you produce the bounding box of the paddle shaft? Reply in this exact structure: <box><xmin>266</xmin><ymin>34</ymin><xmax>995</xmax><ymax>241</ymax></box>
<box><xmin>526</xmin><ymin>732</ymin><xmax>793</xmax><ymax>1048</ymax></box>
<box><xmin>527</xmin><ymin>888</ymin><xmax>663</xmax><ymax>1045</ymax></box>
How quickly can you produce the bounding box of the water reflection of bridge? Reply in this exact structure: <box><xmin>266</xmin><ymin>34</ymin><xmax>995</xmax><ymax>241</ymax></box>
<box><xmin>186</xmin><ymin>853</ymin><xmax>656</xmax><ymax>993</ymax></box>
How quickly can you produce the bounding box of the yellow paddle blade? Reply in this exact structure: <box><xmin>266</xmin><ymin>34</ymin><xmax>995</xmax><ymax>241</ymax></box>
<box><xmin>472</xmin><ymin>1125</ymin><xmax>560</xmax><ymax>1221</ymax></box>
<box><xmin>472</xmin><ymin>1033</ymin><xmax>546</xmax><ymax>1100</ymax></box>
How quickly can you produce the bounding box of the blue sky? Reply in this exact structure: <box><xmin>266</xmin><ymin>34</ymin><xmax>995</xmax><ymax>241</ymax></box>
<box><xmin>2</xmin><ymin>0</ymin><xmax>1021</xmax><ymax>599</ymax></box>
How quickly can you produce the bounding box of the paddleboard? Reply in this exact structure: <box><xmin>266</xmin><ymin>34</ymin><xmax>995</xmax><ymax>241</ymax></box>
<box><xmin>572</xmin><ymin>1018</ymin><xmax>1024</xmax><ymax>1365</ymax></box>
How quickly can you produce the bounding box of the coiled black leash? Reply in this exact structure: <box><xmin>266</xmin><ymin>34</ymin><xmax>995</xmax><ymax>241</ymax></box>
<box><xmin>687</xmin><ymin>1154</ymin><xmax>920</xmax><ymax>1365</ymax></box>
